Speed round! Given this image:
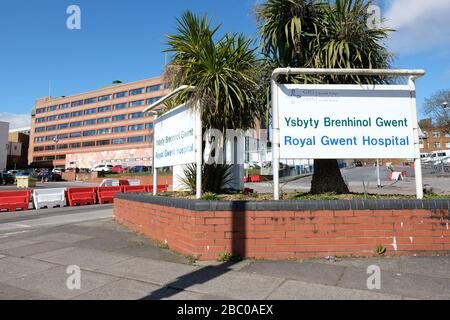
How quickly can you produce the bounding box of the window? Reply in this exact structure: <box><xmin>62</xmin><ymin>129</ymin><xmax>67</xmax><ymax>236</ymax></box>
<box><xmin>112</xmin><ymin>138</ymin><xmax>126</xmax><ymax>145</ymax></box>
<box><xmin>96</xmin><ymin>140</ymin><xmax>110</xmax><ymax>146</ymax></box>
<box><xmin>57</xmin><ymin>133</ymin><xmax>69</xmax><ymax>140</ymax></box>
<box><xmin>59</xmin><ymin>103</ymin><xmax>70</xmax><ymax>109</ymax></box>
<box><xmin>84</xmin><ymin>119</ymin><xmax>97</xmax><ymax>126</ymax></box>
<box><xmin>46</xmin><ymin>125</ymin><xmax>57</xmax><ymax>131</ymax></box>
<box><xmin>71</xmin><ymin>111</ymin><xmax>83</xmax><ymax>117</ymax></box>
<box><xmin>112</xmin><ymin>126</ymin><xmax>126</xmax><ymax>133</ymax></box>
<box><xmin>58</xmin><ymin>123</ymin><xmax>69</xmax><ymax>130</ymax></box>
<box><xmin>84</xmin><ymin>108</ymin><xmax>97</xmax><ymax>115</ymax></box>
<box><xmin>146</xmin><ymin>97</ymin><xmax>162</xmax><ymax>105</ymax></box>
<box><xmin>70</xmin><ymin>143</ymin><xmax>81</xmax><ymax>148</ymax></box>
<box><xmin>71</xmin><ymin>100</ymin><xmax>84</xmax><ymax>107</ymax></box>
<box><xmin>97</xmin><ymin>128</ymin><xmax>111</xmax><ymax>135</ymax></box>
<box><xmin>432</xmin><ymin>132</ymin><xmax>441</xmax><ymax>138</ymax></box>
<box><xmin>46</xmin><ymin>135</ymin><xmax>56</xmax><ymax>141</ymax></box>
<box><xmin>128</xmin><ymin>136</ymin><xmax>145</xmax><ymax>143</ymax></box>
<box><xmin>99</xmin><ymin>95</ymin><xmax>112</xmax><ymax>102</ymax></box>
<box><xmin>145</xmin><ymin>123</ymin><xmax>154</xmax><ymax>129</ymax></box>
<box><xmin>98</xmin><ymin>117</ymin><xmax>111</xmax><ymax>124</ymax></box>
<box><xmin>145</xmin><ymin>135</ymin><xmax>153</xmax><ymax>142</ymax></box>
<box><xmin>129</xmin><ymin>88</ymin><xmax>144</xmax><ymax>96</ymax></box>
<box><xmin>45</xmin><ymin>145</ymin><xmax>56</xmax><ymax>151</ymax></box>
<box><xmin>112</xmin><ymin>115</ymin><xmax>127</xmax><ymax>122</ymax></box>
<box><xmin>47</xmin><ymin>115</ymin><xmax>57</xmax><ymax>121</ymax></box>
<box><xmin>34</xmin><ymin>146</ymin><xmax>44</xmax><ymax>152</ymax></box>
<box><xmin>434</xmin><ymin>143</ymin><xmax>441</xmax><ymax>149</ymax></box>
<box><xmin>70</xmin><ymin>132</ymin><xmax>82</xmax><ymax>138</ymax></box>
<box><xmin>129</xmin><ymin>100</ymin><xmax>145</xmax><ymax>108</ymax></box>
<box><xmin>59</xmin><ymin>113</ymin><xmax>70</xmax><ymax>120</ymax></box>
<box><xmin>70</xmin><ymin>121</ymin><xmax>83</xmax><ymax>128</ymax></box>
<box><xmin>36</xmin><ymin>108</ymin><xmax>46</xmax><ymax>114</ymax></box>
<box><xmin>47</xmin><ymin>105</ymin><xmax>58</xmax><ymax>112</ymax></box>
<box><xmin>84</xmin><ymin>97</ymin><xmax>97</xmax><ymax>104</ymax></box>
<box><xmin>35</xmin><ymin>127</ymin><xmax>46</xmax><ymax>133</ymax></box>
<box><xmin>45</xmin><ymin>156</ymin><xmax>55</xmax><ymax>161</ymax></box>
<box><xmin>34</xmin><ymin>157</ymin><xmax>44</xmax><ymax>162</ymax></box>
<box><xmin>114</xmin><ymin>103</ymin><xmax>127</xmax><ymax>110</ymax></box>
<box><xmin>446</xmin><ymin>143</ymin><xmax>450</xmax><ymax>149</ymax></box>
<box><xmin>146</xmin><ymin>84</ymin><xmax>162</xmax><ymax>92</ymax></box>
<box><xmin>114</xmin><ymin>91</ymin><xmax>128</xmax><ymax>99</ymax></box>
<box><xmin>35</xmin><ymin>137</ymin><xmax>45</xmax><ymax>143</ymax></box>
<box><xmin>445</xmin><ymin>133</ymin><xmax>450</xmax><ymax>138</ymax></box>
<box><xmin>129</xmin><ymin>112</ymin><xmax>144</xmax><ymax>119</ymax></box>
<box><xmin>98</xmin><ymin>106</ymin><xmax>111</xmax><ymax>113</ymax></box>
<box><xmin>57</xmin><ymin>144</ymin><xmax>68</xmax><ymax>150</ymax></box>
<box><xmin>128</xmin><ymin>124</ymin><xmax>145</xmax><ymax>131</ymax></box>
<box><xmin>56</xmin><ymin>155</ymin><xmax>66</xmax><ymax>160</ymax></box>
<box><xmin>36</xmin><ymin>117</ymin><xmax>46</xmax><ymax>123</ymax></box>
<box><xmin>83</xmin><ymin>130</ymin><xmax>96</xmax><ymax>137</ymax></box>
<box><xmin>82</xmin><ymin>141</ymin><xmax>96</xmax><ymax>147</ymax></box>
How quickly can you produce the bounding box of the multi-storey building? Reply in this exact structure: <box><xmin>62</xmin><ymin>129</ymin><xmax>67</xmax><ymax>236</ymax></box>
<box><xmin>0</xmin><ymin>122</ymin><xmax>9</xmax><ymax>171</ymax></box>
<box><xmin>419</xmin><ymin>119</ymin><xmax>450</xmax><ymax>153</ymax></box>
<box><xmin>7</xmin><ymin>127</ymin><xmax>30</xmax><ymax>170</ymax></box>
<box><xmin>29</xmin><ymin>76</ymin><xmax>169</xmax><ymax>169</ymax></box>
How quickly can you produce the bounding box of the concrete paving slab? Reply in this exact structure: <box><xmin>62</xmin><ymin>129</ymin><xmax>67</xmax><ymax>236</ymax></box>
<box><xmin>310</xmin><ymin>257</ymin><xmax>401</xmax><ymax>273</ymax></box>
<box><xmin>400</xmin><ymin>256</ymin><xmax>450</xmax><ymax>279</ymax></box>
<box><xmin>338</xmin><ymin>266</ymin><xmax>450</xmax><ymax>300</ymax></box>
<box><xmin>108</xmin><ymin>243</ymin><xmax>189</xmax><ymax>264</ymax></box>
<box><xmin>0</xmin><ymin>239</ymin><xmax>41</xmax><ymax>250</ymax></box>
<box><xmin>0</xmin><ymin>254</ymin><xmax>5</xmax><ymax>259</ymax></box>
<box><xmin>98</xmin><ymin>257</ymin><xmax>197</xmax><ymax>286</ymax></box>
<box><xmin>195</xmin><ymin>260</ymin><xmax>254</xmax><ymax>271</ymax></box>
<box><xmin>5</xmin><ymin>266</ymin><xmax>119</xmax><ymax>299</ymax></box>
<box><xmin>267</xmin><ymin>280</ymin><xmax>402</xmax><ymax>300</ymax></box>
<box><xmin>143</xmin><ymin>288</ymin><xmax>229</xmax><ymax>300</ymax></box>
<box><xmin>0</xmin><ymin>282</ymin><xmax>55</xmax><ymax>300</ymax></box>
<box><xmin>166</xmin><ymin>267</ymin><xmax>285</xmax><ymax>300</ymax></box>
<box><xmin>72</xmin><ymin>279</ymin><xmax>161</xmax><ymax>300</ymax></box>
<box><xmin>240</xmin><ymin>260</ymin><xmax>345</xmax><ymax>286</ymax></box>
<box><xmin>26</xmin><ymin>232</ymin><xmax>93</xmax><ymax>244</ymax></box>
<box><xmin>0</xmin><ymin>256</ymin><xmax>58</xmax><ymax>282</ymax></box>
<box><xmin>0</xmin><ymin>241</ymin><xmax>69</xmax><ymax>258</ymax></box>
<box><xmin>31</xmin><ymin>247</ymin><xmax>133</xmax><ymax>271</ymax></box>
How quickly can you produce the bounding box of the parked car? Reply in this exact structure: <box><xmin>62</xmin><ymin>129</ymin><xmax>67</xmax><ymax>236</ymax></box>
<box><xmin>129</xmin><ymin>166</ymin><xmax>151</xmax><ymax>173</ymax></box>
<box><xmin>0</xmin><ymin>172</ymin><xmax>15</xmax><ymax>185</ymax></box>
<box><xmin>112</xmin><ymin>165</ymin><xmax>127</xmax><ymax>173</ymax></box>
<box><xmin>93</xmin><ymin>165</ymin><xmax>114</xmax><ymax>172</ymax></box>
<box><xmin>38</xmin><ymin>171</ymin><xmax>62</xmax><ymax>182</ymax></box>
<box><xmin>354</xmin><ymin>161</ymin><xmax>363</xmax><ymax>167</ymax></box>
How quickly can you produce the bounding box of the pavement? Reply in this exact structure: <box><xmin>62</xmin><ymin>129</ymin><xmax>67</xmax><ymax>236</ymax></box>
<box><xmin>0</xmin><ymin>206</ymin><xmax>449</xmax><ymax>300</ymax></box>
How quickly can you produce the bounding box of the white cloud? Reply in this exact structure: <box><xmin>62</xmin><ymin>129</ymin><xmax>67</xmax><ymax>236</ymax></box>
<box><xmin>0</xmin><ymin>113</ymin><xmax>31</xmax><ymax>130</ymax></box>
<box><xmin>384</xmin><ymin>0</ymin><xmax>450</xmax><ymax>54</ymax></box>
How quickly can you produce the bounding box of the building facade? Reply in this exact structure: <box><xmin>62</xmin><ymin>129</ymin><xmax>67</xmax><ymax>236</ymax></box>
<box><xmin>7</xmin><ymin>128</ymin><xmax>30</xmax><ymax>170</ymax></box>
<box><xmin>419</xmin><ymin>119</ymin><xmax>450</xmax><ymax>153</ymax></box>
<box><xmin>0</xmin><ymin>122</ymin><xmax>9</xmax><ymax>171</ymax></box>
<box><xmin>29</xmin><ymin>77</ymin><xmax>169</xmax><ymax>169</ymax></box>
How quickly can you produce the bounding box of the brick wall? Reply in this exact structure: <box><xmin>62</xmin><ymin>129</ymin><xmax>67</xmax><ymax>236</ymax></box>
<box><xmin>114</xmin><ymin>197</ymin><xmax>450</xmax><ymax>261</ymax></box>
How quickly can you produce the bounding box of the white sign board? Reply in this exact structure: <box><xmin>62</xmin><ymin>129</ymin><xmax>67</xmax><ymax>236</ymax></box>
<box><xmin>277</xmin><ymin>84</ymin><xmax>415</xmax><ymax>159</ymax></box>
<box><xmin>153</xmin><ymin>103</ymin><xmax>196</xmax><ymax>168</ymax></box>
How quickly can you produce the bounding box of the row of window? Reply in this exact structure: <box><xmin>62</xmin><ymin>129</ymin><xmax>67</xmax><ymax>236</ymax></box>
<box><xmin>426</xmin><ymin>131</ymin><xmax>450</xmax><ymax>138</ymax></box>
<box><xmin>35</xmin><ymin>85</ymin><xmax>166</xmax><ymax>114</ymax></box>
<box><xmin>34</xmin><ymin>136</ymin><xmax>152</xmax><ymax>152</ymax></box>
<box><xmin>35</xmin><ymin>114</ymin><xmax>152</xmax><ymax>133</ymax></box>
<box><xmin>35</xmin><ymin>98</ymin><xmax>162</xmax><ymax>123</ymax></box>
<box><xmin>33</xmin><ymin>155</ymin><xmax>67</xmax><ymax>162</ymax></box>
<box><xmin>427</xmin><ymin>142</ymin><xmax>450</xmax><ymax>149</ymax></box>
<box><xmin>34</xmin><ymin>123</ymin><xmax>154</xmax><ymax>142</ymax></box>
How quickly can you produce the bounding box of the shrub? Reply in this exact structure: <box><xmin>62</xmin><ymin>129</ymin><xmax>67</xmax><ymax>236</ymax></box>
<box><xmin>178</xmin><ymin>164</ymin><xmax>233</xmax><ymax>194</ymax></box>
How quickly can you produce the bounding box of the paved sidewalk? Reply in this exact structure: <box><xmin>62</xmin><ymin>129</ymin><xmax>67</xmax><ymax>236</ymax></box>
<box><xmin>0</xmin><ymin>217</ymin><xmax>449</xmax><ymax>300</ymax></box>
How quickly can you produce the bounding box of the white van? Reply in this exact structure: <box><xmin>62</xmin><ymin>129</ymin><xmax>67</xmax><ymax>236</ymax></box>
<box><xmin>427</xmin><ymin>150</ymin><xmax>450</xmax><ymax>163</ymax></box>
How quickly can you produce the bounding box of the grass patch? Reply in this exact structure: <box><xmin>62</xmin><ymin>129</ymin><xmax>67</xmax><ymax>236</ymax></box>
<box><xmin>218</xmin><ymin>252</ymin><xmax>242</xmax><ymax>263</ymax></box>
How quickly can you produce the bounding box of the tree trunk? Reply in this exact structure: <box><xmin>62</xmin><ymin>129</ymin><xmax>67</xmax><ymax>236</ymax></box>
<box><xmin>310</xmin><ymin>159</ymin><xmax>349</xmax><ymax>194</ymax></box>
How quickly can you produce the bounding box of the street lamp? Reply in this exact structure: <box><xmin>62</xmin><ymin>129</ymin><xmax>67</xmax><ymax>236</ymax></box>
<box><xmin>53</xmin><ymin>138</ymin><xmax>59</xmax><ymax>170</ymax></box>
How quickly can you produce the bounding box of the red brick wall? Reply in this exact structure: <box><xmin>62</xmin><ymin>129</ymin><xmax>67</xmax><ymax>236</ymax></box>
<box><xmin>114</xmin><ymin>199</ymin><xmax>450</xmax><ymax>261</ymax></box>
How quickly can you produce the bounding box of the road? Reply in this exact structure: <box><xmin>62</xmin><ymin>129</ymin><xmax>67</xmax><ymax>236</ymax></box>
<box><xmin>0</xmin><ymin>204</ymin><xmax>449</xmax><ymax>300</ymax></box>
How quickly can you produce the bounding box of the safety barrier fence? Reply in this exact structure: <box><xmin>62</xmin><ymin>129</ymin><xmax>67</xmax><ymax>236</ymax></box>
<box><xmin>0</xmin><ymin>185</ymin><xmax>169</xmax><ymax>212</ymax></box>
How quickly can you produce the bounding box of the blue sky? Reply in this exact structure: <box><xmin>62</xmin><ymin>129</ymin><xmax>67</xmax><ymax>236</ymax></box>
<box><xmin>0</xmin><ymin>0</ymin><xmax>449</xmax><ymax>128</ymax></box>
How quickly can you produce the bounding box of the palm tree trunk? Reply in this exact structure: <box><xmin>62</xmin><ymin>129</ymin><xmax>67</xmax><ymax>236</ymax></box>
<box><xmin>310</xmin><ymin>159</ymin><xmax>349</xmax><ymax>194</ymax></box>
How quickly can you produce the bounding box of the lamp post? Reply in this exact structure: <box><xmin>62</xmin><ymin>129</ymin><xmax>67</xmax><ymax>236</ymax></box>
<box><xmin>53</xmin><ymin>138</ymin><xmax>59</xmax><ymax>171</ymax></box>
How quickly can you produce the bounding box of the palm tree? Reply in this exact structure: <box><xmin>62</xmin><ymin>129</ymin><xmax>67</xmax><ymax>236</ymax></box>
<box><xmin>164</xmin><ymin>11</ymin><xmax>265</xmax><ymax>132</ymax></box>
<box><xmin>256</xmin><ymin>0</ymin><xmax>394</xmax><ymax>194</ymax></box>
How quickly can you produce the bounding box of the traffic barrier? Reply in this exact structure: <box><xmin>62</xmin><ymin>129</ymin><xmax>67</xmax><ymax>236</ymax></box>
<box><xmin>0</xmin><ymin>190</ymin><xmax>31</xmax><ymax>212</ymax></box>
<box><xmin>249</xmin><ymin>175</ymin><xmax>261</xmax><ymax>183</ymax></box>
<box><xmin>128</xmin><ymin>179</ymin><xmax>141</xmax><ymax>186</ymax></box>
<box><xmin>66</xmin><ymin>187</ymin><xmax>97</xmax><ymax>206</ymax></box>
<box><xmin>97</xmin><ymin>186</ymin><xmax>122</xmax><ymax>204</ymax></box>
<box><xmin>33</xmin><ymin>188</ymin><xmax>66</xmax><ymax>209</ymax></box>
<box><xmin>146</xmin><ymin>185</ymin><xmax>169</xmax><ymax>193</ymax></box>
<box><xmin>122</xmin><ymin>185</ymin><xmax>147</xmax><ymax>193</ymax></box>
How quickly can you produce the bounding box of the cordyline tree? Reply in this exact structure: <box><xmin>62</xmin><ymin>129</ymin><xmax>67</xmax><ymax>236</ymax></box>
<box><xmin>256</xmin><ymin>0</ymin><xmax>394</xmax><ymax>194</ymax></box>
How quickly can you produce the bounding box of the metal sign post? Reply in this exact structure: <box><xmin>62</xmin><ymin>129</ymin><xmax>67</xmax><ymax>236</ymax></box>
<box><xmin>271</xmin><ymin>68</ymin><xmax>426</xmax><ymax>200</ymax></box>
<box><xmin>195</xmin><ymin>101</ymin><xmax>203</xmax><ymax>199</ymax></box>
